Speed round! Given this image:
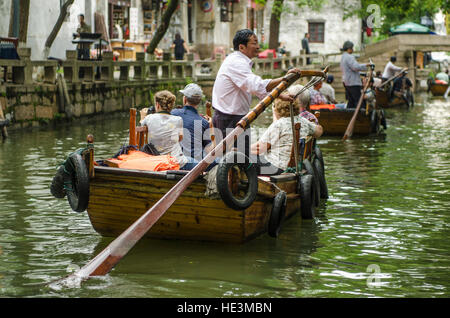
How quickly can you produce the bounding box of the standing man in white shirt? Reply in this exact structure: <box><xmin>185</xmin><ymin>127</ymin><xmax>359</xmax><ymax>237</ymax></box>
<box><xmin>382</xmin><ymin>56</ymin><xmax>403</xmax><ymax>81</ymax></box>
<box><xmin>212</xmin><ymin>29</ymin><xmax>301</xmax><ymax>157</ymax></box>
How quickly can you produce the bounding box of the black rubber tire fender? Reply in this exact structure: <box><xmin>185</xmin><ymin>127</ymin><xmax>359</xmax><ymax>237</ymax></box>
<box><xmin>268</xmin><ymin>191</ymin><xmax>287</xmax><ymax>238</ymax></box>
<box><xmin>302</xmin><ymin>159</ymin><xmax>320</xmax><ymax>206</ymax></box>
<box><xmin>298</xmin><ymin>174</ymin><xmax>316</xmax><ymax>219</ymax></box>
<box><xmin>216</xmin><ymin>151</ymin><xmax>258</xmax><ymax>211</ymax></box>
<box><xmin>50</xmin><ymin>165</ymin><xmax>66</xmax><ymax>199</ymax></box>
<box><xmin>380</xmin><ymin>109</ymin><xmax>387</xmax><ymax>129</ymax></box>
<box><xmin>313</xmin><ymin>157</ymin><xmax>328</xmax><ymax>199</ymax></box>
<box><xmin>314</xmin><ymin>145</ymin><xmax>325</xmax><ymax>171</ymax></box>
<box><xmin>370</xmin><ymin>110</ymin><xmax>380</xmax><ymax>134</ymax></box>
<box><xmin>64</xmin><ymin>153</ymin><xmax>90</xmax><ymax>212</ymax></box>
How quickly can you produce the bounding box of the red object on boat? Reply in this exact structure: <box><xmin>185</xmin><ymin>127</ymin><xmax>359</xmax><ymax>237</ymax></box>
<box><xmin>435</xmin><ymin>79</ymin><xmax>448</xmax><ymax>85</ymax></box>
<box><xmin>310</xmin><ymin>104</ymin><xmax>336</xmax><ymax>110</ymax></box>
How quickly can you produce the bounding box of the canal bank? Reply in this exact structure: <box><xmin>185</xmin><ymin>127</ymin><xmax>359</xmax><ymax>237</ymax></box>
<box><xmin>0</xmin><ymin>93</ymin><xmax>448</xmax><ymax>297</ymax></box>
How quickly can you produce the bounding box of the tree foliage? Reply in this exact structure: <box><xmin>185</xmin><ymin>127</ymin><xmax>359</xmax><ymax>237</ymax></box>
<box><xmin>342</xmin><ymin>0</ymin><xmax>449</xmax><ymax>35</ymax></box>
<box><xmin>146</xmin><ymin>0</ymin><xmax>179</xmax><ymax>55</ymax></box>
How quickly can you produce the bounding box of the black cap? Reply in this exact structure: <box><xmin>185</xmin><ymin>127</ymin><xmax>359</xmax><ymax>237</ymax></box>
<box><xmin>342</xmin><ymin>41</ymin><xmax>354</xmax><ymax>51</ymax></box>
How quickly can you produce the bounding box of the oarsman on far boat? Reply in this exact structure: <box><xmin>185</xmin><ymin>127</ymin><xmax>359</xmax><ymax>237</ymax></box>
<box><xmin>340</xmin><ymin>40</ymin><xmax>372</xmax><ymax>109</ymax></box>
<box><xmin>382</xmin><ymin>56</ymin><xmax>403</xmax><ymax>82</ymax></box>
<box><xmin>212</xmin><ymin>28</ymin><xmax>301</xmax><ymax>157</ymax></box>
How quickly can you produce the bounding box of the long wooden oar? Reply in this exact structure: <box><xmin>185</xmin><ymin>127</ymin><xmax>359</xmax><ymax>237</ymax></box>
<box><xmin>377</xmin><ymin>68</ymin><xmax>408</xmax><ymax>89</ymax></box>
<box><xmin>342</xmin><ymin>68</ymin><xmax>374</xmax><ymax>141</ymax></box>
<box><xmin>64</xmin><ymin>68</ymin><xmax>328</xmax><ymax>282</ymax></box>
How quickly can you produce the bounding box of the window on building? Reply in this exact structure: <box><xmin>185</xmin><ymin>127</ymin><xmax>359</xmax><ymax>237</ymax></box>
<box><xmin>308</xmin><ymin>22</ymin><xmax>325</xmax><ymax>43</ymax></box>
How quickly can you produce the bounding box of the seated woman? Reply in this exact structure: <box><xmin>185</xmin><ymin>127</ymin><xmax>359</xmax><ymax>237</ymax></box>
<box><xmin>309</xmin><ymin>80</ymin><xmax>328</xmax><ymax>105</ymax></box>
<box><xmin>251</xmin><ymin>98</ymin><xmax>323</xmax><ymax>175</ymax></box>
<box><xmin>140</xmin><ymin>90</ymin><xmax>198</xmax><ymax>171</ymax></box>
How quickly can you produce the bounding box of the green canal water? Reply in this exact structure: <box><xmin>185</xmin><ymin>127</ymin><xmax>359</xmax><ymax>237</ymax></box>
<box><xmin>0</xmin><ymin>95</ymin><xmax>448</xmax><ymax>298</ymax></box>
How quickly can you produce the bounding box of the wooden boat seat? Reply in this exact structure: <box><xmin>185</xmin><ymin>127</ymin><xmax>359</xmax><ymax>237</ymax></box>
<box><xmin>269</xmin><ymin>173</ymin><xmax>297</xmax><ymax>183</ymax></box>
<box><xmin>135</xmin><ymin>126</ymin><xmax>148</xmax><ymax>149</ymax></box>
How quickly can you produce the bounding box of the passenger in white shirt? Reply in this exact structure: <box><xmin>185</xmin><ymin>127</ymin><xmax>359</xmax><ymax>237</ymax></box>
<box><xmin>251</xmin><ymin>98</ymin><xmax>323</xmax><ymax>175</ymax></box>
<box><xmin>212</xmin><ymin>29</ymin><xmax>301</xmax><ymax>157</ymax></box>
<box><xmin>382</xmin><ymin>56</ymin><xmax>403</xmax><ymax>81</ymax></box>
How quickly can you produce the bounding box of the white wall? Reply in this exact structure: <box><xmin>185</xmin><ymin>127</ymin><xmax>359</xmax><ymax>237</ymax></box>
<box><xmin>25</xmin><ymin>0</ymin><xmax>86</xmax><ymax>60</ymax></box>
<box><xmin>0</xmin><ymin>1</ymin><xmax>12</xmax><ymax>37</ymax></box>
<box><xmin>264</xmin><ymin>0</ymin><xmax>362</xmax><ymax>55</ymax></box>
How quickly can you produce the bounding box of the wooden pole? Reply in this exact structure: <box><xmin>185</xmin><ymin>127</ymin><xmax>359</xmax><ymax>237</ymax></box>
<box><xmin>86</xmin><ymin>134</ymin><xmax>94</xmax><ymax>179</ymax></box>
<box><xmin>377</xmin><ymin>68</ymin><xmax>408</xmax><ymax>89</ymax></box>
<box><xmin>129</xmin><ymin>108</ymin><xmax>136</xmax><ymax>146</ymax></box>
<box><xmin>343</xmin><ymin>69</ymin><xmax>374</xmax><ymax>141</ymax></box>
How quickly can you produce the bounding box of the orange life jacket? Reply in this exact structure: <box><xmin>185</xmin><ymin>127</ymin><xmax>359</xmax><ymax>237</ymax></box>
<box><xmin>310</xmin><ymin>104</ymin><xmax>336</xmax><ymax>110</ymax></box>
<box><xmin>107</xmin><ymin>150</ymin><xmax>180</xmax><ymax>171</ymax></box>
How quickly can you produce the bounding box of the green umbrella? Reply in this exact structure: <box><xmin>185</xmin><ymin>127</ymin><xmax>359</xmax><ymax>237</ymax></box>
<box><xmin>389</xmin><ymin>22</ymin><xmax>432</xmax><ymax>34</ymax></box>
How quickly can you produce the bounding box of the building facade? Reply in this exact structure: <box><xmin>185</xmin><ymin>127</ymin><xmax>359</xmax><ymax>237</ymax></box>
<box><xmin>0</xmin><ymin>0</ymin><xmax>363</xmax><ymax>61</ymax></box>
<box><xmin>263</xmin><ymin>0</ymin><xmax>362</xmax><ymax>55</ymax></box>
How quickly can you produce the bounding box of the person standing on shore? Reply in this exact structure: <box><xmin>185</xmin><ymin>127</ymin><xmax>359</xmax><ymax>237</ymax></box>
<box><xmin>302</xmin><ymin>33</ymin><xmax>311</xmax><ymax>65</ymax></box>
<box><xmin>171</xmin><ymin>33</ymin><xmax>189</xmax><ymax>60</ymax></box>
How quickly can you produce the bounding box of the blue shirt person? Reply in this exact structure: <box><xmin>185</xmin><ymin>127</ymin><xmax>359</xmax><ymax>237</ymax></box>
<box><xmin>171</xmin><ymin>83</ymin><xmax>213</xmax><ymax>162</ymax></box>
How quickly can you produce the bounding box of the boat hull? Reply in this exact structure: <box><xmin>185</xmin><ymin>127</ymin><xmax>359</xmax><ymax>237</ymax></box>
<box><xmin>375</xmin><ymin>89</ymin><xmax>409</xmax><ymax>109</ymax></box>
<box><xmin>315</xmin><ymin>109</ymin><xmax>373</xmax><ymax>136</ymax></box>
<box><xmin>429</xmin><ymin>83</ymin><xmax>448</xmax><ymax>96</ymax></box>
<box><xmin>86</xmin><ymin>166</ymin><xmax>301</xmax><ymax>243</ymax></box>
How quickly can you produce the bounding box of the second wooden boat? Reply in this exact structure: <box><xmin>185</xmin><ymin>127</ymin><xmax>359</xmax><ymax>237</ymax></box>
<box><xmin>310</xmin><ymin>106</ymin><xmax>385</xmax><ymax>136</ymax></box>
<box><xmin>428</xmin><ymin>82</ymin><xmax>448</xmax><ymax>96</ymax></box>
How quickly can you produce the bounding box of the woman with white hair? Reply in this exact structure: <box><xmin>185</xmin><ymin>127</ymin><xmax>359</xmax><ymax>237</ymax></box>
<box><xmin>253</xmin><ymin>97</ymin><xmax>323</xmax><ymax>175</ymax></box>
<box><xmin>287</xmin><ymin>84</ymin><xmax>319</xmax><ymax>124</ymax></box>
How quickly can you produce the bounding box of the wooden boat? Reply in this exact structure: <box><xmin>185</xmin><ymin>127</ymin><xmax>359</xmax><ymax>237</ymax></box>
<box><xmin>53</xmin><ymin>110</ymin><xmax>327</xmax><ymax>244</ymax></box>
<box><xmin>428</xmin><ymin>81</ymin><xmax>448</xmax><ymax>96</ymax></box>
<box><xmin>375</xmin><ymin>87</ymin><xmax>413</xmax><ymax>109</ymax></box>
<box><xmin>310</xmin><ymin>105</ymin><xmax>385</xmax><ymax>136</ymax></box>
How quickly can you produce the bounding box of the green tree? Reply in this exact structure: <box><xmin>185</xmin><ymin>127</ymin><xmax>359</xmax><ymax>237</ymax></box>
<box><xmin>343</xmin><ymin>0</ymin><xmax>450</xmax><ymax>36</ymax></box>
<box><xmin>146</xmin><ymin>0</ymin><xmax>180</xmax><ymax>55</ymax></box>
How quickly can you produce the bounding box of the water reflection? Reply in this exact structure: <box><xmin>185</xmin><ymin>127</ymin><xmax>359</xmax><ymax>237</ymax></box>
<box><xmin>0</xmin><ymin>99</ymin><xmax>449</xmax><ymax>297</ymax></box>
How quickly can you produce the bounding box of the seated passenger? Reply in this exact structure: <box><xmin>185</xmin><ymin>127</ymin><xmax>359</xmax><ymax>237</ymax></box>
<box><xmin>373</xmin><ymin>71</ymin><xmax>382</xmax><ymax>88</ymax></box>
<box><xmin>319</xmin><ymin>74</ymin><xmax>337</xmax><ymax>104</ymax></box>
<box><xmin>363</xmin><ymin>77</ymin><xmax>376</xmax><ymax>110</ymax></box>
<box><xmin>393</xmin><ymin>71</ymin><xmax>412</xmax><ymax>95</ymax></box>
<box><xmin>140</xmin><ymin>90</ymin><xmax>198</xmax><ymax>171</ymax></box>
<box><xmin>392</xmin><ymin>71</ymin><xmax>413</xmax><ymax>107</ymax></box>
<box><xmin>309</xmin><ymin>80</ymin><xmax>328</xmax><ymax>105</ymax></box>
<box><xmin>251</xmin><ymin>98</ymin><xmax>323</xmax><ymax>175</ymax></box>
<box><xmin>171</xmin><ymin>83</ymin><xmax>213</xmax><ymax>161</ymax></box>
<box><xmin>435</xmin><ymin>69</ymin><xmax>449</xmax><ymax>84</ymax></box>
<box><xmin>287</xmin><ymin>84</ymin><xmax>319</xmax><ymax>124</ymax></box>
